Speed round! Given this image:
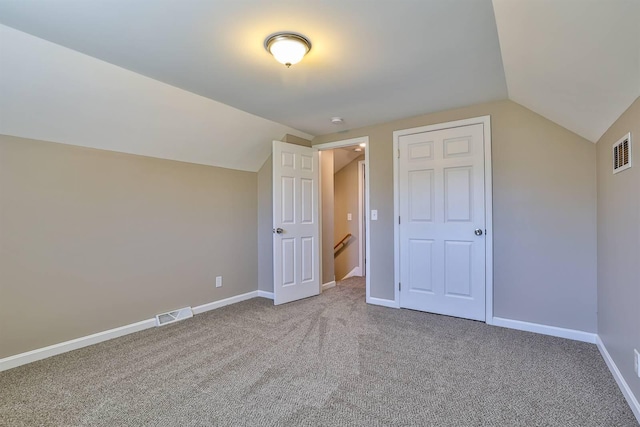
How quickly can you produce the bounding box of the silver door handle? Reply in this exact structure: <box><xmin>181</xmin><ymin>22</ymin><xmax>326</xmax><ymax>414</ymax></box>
<box><xmin>273</xmin><ymin>228</ymin><xmax>284</xmax><ymax>234</ymax></box>
<box><xmin>474</xmin><ymin>229</ymin><xmax>483</xmax><ymax>236</ymax></box>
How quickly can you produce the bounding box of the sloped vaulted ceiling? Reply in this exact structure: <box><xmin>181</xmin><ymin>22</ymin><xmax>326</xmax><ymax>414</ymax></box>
<box><xmin>0</xmin><ymin>0</ymin><xmax>638</xmax><ymax>171</ymax></box>
<box><xmin>493</xmin><ymin>0</ymin><xmax>640</xmax><ymax>143</ymax></box>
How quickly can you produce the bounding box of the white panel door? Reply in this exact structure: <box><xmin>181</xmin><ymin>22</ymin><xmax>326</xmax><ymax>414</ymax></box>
<box><xmin>273</xmin><ymin>141</ymin><xmax>320</xmax><ymax>305</ymax></box>
<box><xmin>398</xmin><ymin>124</ymin><xmax>486</xmax><ymax>320</ymax></box>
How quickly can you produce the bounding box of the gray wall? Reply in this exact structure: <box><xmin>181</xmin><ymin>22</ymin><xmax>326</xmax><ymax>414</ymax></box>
<box><xmin>596</xmin><ymin>96</ymin><xmax>640</xmax><ymax>403</ymax></box>
<box><xmin>313</xmin><ymin>100</ymin><xmax>598</xmax><ymax>333</ymax></box>
<box><xmin>320</xmin><ymin>150</ymin><xmax>335</xmax><ymax>285</ymax></box>
<box><xmin>334</xmin><ymin>155</ymin><xmax>364</xmax><ymax>280</ymax></box>
<box><xmin>257</xmin><ymin>154</ymin><xmax>273</xmax><ymax>292</ymax></box>
<box><xmin>0</xmin><ymin>134</ymin><xmax>258</xmax><ymax>358</ymax></box>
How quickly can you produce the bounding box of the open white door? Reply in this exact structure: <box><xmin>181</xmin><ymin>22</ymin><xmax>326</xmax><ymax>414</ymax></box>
<box><xmin>272</xmin><ymin>141</ymin><xmax>320</xmax><ymax>305</ymax></box>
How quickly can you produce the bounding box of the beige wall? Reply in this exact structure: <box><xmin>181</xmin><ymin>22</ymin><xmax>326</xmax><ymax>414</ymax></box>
<box><xmin>596</xmin><ymin>96</ymin><xmax>640</xmax><ymax>403</ymax></box>
<box><xmin>313</xmin><ymin>100</ymin><xmax>598</xmax><ymax>332</ymax></box>
<box><xmin>282</xmin><ymin>134</ymin><xmax>312</xmax><ymax>147</ymax></box>
<box><xmin>334</xmin><ymin>155</ymin><xmax>364</xmax><ymax>280</ymax></box>
<box><xmin>0</xmin><ymin>134</ymin><xmax>258</xmax><ymax>358</ymax></box>
<box><xmin>257</xmin><ymin>154</ymin><xmax>273</xmax><ymax>292</ymax></box>
<box><xmin>320</xmin><ymin>151</ymin><xmax>335</xmax><ymax>284</ymax></box>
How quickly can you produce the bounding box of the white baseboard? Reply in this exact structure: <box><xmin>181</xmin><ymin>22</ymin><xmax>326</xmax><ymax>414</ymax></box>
<box><xmin>0</xmin><ymin>290</ymin><xmax>268</xmax><ymax>372</ymax></box>
<box><xmin>257</xmin><ymin>290</ymin><xmax>274</xmax><ymax>299</ymax></box>
<box><xmin>341</xmin><ymin>266</ymin><xmax>362</xmax><ymax>280</ymax></box>
<box><xmin>0</xmin><ymin>318</ymin><xmax>156</xmax><ymax>372</ymax></box>
<box><xmin>596</xmin><ymin>336</ymin><xmax>640</xmax><ymax>423</ymax></box>
<box><xmin>322</xmin><ymin>281</ymin><xmax>336</xmax><ymax>291</ymax></box>
<box><xmin>366</xmin><ymin>296</ymin><xmax>399</xmax><ymax>309</ymax></box>
<box><xmin>193</xmin><ymin>290</ymin><xmax>263</xmax><ymax>314</ymax></box>
<box><xmin>492</xmin><ymin>317</ymin><xmax>597</xmax><ymax>343</ymax></box>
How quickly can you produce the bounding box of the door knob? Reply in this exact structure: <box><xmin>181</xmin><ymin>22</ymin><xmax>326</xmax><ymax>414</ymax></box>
<box><xmin>474</xmin><ymin>229</ymin><xmax>483</xmax><ymax>236</ymax></box>
<box><xmin>274</xmin><ymin>227</ymin><xmax>284</xmax><ymax>234</ymax></box>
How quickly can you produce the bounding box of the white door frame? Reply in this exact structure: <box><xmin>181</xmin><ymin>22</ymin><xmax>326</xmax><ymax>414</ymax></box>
<box><xmin>393</xmin><ymin>116</ymin><xmax>494</xmax><ymax>324</ymax></box>
<box><xmin>358</xmin><ymin>160</ymin><xmax>365</xmax><ymax>277</ymax></box>
<box><xmin>312</xmin><ymin>137</ymin><xmax>371</xmax><ymax>302</ymax></box>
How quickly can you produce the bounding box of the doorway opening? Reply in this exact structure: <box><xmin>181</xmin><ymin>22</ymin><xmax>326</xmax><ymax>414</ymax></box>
<box><xmin>313</xmin><ymin>137</ymin><xmax>370</xmax><ymax>301</ymax></box>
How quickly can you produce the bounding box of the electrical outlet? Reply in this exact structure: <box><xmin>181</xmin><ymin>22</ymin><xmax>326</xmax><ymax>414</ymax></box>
<box><xmin>216</xmin><ymin>276</ymin><xmax>222</xmax><ymax>288</ymax></box>
<box><xmin>347</xmin><ymin>213</ymin><xmax>352</xmax><ymax>221</ymax></box>
<box><xmin>635</xmin><ymin>349</ymin><xmax>640</xmax><ymax>377</ymax></box>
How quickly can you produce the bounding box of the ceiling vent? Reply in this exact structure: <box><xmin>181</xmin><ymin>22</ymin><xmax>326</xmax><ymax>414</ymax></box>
<box><xmin>155</xmin><ymin>307</ymin><xmax>193</xmax><ymax>326</ymax></box>
<box><xmin>613</xmin><ymin>133</ymin><xmax>632</xmax><ymax>174</ymax></box>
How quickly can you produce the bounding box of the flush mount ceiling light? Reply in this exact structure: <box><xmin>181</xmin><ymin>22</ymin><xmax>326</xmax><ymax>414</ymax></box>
<box><xmin>264</xmin><ymin>32</ymin><xmax>311</xmax><ymax>68</ymax></box>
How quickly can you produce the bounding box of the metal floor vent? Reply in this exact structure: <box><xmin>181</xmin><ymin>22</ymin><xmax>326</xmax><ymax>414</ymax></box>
<box><xmin>613</xmin><ymin>132</ymin><xmax>632</xmax><ymax>174</ymax></box>
<box><xmin>155</xmin><ymin>307</ymin><xmax>193</xmax><ymax>326</ymax></box>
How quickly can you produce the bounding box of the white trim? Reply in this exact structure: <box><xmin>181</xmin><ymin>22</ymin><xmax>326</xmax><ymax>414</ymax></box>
<box><xmin>257</xmin><ymin>290</ymin><xmax>274</xmax><ymax>299</ymax></box>
<box><xmin>482</xmin><ymin>117</ymin><xmax>494</xmax><ymax>325</ymax></box>
<box><xmin>364</xmin><ymin>141</ymin><xmax>371</xmax><ymax>304</ymax></box>
<box><xmin>321</xmin><ymin>281</ymin><xmax>336</xmax><ymax>291</ymax></box>
<box><xmin>597</xmin><ymin>336</ymin><xmax>640</xmax><ymax>423</ymax></box>
<box><xmin>492</xmin><ymin>317</ymin><xmax>597</xmax><ymax>343</ymax></box>
<box><xmin>317</xmin><ymin>150</ymin><xmax>324</xmax><ymax>295</ymax></box>
<box><xmin>366</xmin><ymin>296</ymin><xmax>400</xmax><ymax>309</ymax></box>
<box><xmin>313</xmin><ymin>136</ymin><xmax>371</xmax><ymax>304</ymax></box>
<box><xmin>0</xmin><ymin>290</ymin><xmax>269</xmax><ymax>372</ymax></box>
<box><xmin>193</xmin><ymin>290</ymin><xmax>269</xmax><ymax>314</ymax></box>
<box><xmin>312</xmin><ymin>137</ymin><xmax>368</xmax><ymax>151</ymax></box>
<box><xmin>341</xmin><ymin>266</ymin><xmax>362</xmax><ymax>280</ymax></box>
<box><xmin>393</xmin><ymin>115</ymin><xmax>493</xmax><ymax>322</ymax></box>
<box><xmin>392</xmin><ymin>132</ymin><xmax>401</xmax><ymax>309</ymax></box>
<box><xmin>358</xmin><ymin>160</ymin><xmax>365</xmax><ymax>280</ymax></box>
<box><xmin>0</xmin><ymin>318</ymin><xmax>156</xmax><ymax>372</ymax></box>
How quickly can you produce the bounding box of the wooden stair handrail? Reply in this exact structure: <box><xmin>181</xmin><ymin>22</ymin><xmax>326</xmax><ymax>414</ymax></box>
<box><xmin>334</xmin><ymin>233</ymin><xmax>352</xmax><ymax>251</ymax></box>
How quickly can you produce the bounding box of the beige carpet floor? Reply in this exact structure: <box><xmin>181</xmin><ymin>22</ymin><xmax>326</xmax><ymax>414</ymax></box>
<box><xmin>1</xmin><ymin>277</ymin><xmax>637</xmax><ymax>426</ymax></box>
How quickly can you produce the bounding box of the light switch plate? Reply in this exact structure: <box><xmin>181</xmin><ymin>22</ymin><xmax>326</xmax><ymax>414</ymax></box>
<box><xmin>371</xmin><ymin>210</ymin><xmax>378</xmax><ymax>220</ymax></box>
<box><xmin>347</xmin><ymin>213</ymin><xmax>352</xmax><ymax>221</ymax></box>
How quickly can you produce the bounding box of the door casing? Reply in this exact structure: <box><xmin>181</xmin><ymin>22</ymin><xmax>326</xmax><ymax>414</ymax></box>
<box><xmin>358</xmin><ymin>160</ymin><xmax>366</xmax><ymax>278</ymax></box>
<box><xmin>393</xmin><ymin>116</ymin><xmax>494</xmax><ymax>324</ymax></box>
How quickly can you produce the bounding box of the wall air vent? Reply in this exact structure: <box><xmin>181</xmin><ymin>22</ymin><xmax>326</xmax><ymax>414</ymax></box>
<box><xmin>155</xmin><ymin>307</ymin><xmax>193</xmax><ymax>326</ymax></box>
<box><xmin>613</xmin><ymin>132</ymin><xmax>632</xmax><ymax>174</ymax></box>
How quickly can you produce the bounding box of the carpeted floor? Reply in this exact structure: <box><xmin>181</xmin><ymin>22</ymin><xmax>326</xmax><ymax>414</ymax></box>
<box><xmin>1</xmin><ymin>277</ymin><xmax>637</xmax><ymax>426</ymax></box>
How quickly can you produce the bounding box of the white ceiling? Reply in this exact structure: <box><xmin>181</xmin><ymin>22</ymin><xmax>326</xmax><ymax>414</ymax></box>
<box><xmin>0</xmin><ymin>0</ymin><xmax>638</xmax><ymax>171</ymax></box>
<box><xmin>0</xmin><ymin>25</ymin><xmax>311</xmax><ymax>172</ymax></box>
<box><xmin>0</xmin><ymin>0</ymin><xmax>507</xmax><ymax>137</ymax></box>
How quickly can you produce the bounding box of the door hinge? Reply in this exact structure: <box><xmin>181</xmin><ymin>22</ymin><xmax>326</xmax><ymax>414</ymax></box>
<box><xmin>399</xmin><ymin>282</ymin><xmax>401</xmax><ymax>291</ymax></box>
<box><xmin>397</xmin><ymin>149</ymin><xmax>400</xmax><ymax>159</ymax></box>
<box><xmin>398</xmin><ymin>216</ymin><xmax>401</xmax><ymax>225</ymax></box>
